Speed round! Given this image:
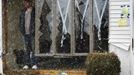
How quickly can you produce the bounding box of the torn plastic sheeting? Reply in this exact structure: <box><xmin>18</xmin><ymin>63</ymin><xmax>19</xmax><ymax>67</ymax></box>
<box><xmin>75</xmin><ymin>0</ymin><xmax>89</xmax><ymax>39</ymax></box>
<box><xmin>57</xmin><ymin>0</ymin><xmax>71</xmax><ymax>47</ymax></box>
<box><xmin>94</xmin><ymin>0</ymin><xmax>108</xmax><ymax>40</ymax></box>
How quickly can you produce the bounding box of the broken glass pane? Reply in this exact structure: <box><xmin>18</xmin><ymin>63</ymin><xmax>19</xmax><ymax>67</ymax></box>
<box><xmin>56</xmin><ymin>0</ymin><xmax>71</xmax><ymax>53</ymax></box>
<box><xmin>39</xmin><ymin>0</ymin><xmax>52</xmax><ymax>53</ymax></box>
<box><xmin>93</xmin><ymin>0</ymin><xmax>109</xmax><ymax>51</ymax></box>
<box><xmin>74</xmin><ymin>0</ymin><xmax>90</xmax><ymax>53</ymax></box>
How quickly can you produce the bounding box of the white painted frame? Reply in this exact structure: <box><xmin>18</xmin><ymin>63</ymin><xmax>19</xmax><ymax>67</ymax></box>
<box><xmin>129</xmin><ymin>0</ymin><xmax>134</xmax><ymax>74</ymax></box>
<box><xmin>0</xmin><ymin>0</ymin><xmax>3</xmax><ymax>74</ymax></box>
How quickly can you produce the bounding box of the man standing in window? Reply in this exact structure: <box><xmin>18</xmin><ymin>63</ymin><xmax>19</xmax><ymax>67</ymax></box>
<box><xmin>19</xmin><ymin>0</ymin><xmax>37</xmax><ymax>69</ymax></box>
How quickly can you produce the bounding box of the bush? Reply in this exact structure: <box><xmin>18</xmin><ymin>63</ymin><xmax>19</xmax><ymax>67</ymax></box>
<box><xmin>86</xmin><ymin>52</ymin><xmax>120</xmax><ymax>75</ymax></box>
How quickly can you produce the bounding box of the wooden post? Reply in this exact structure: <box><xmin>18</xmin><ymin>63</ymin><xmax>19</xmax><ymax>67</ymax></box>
<box><xmin>2</xmin><ymin>0</ymin><xmax>8</xmax><ymax>74</ymax></box>
<box><xmin>70</xmin><ymin>0</ymin><xmax>75</xmax><ymax>54</ymax></box>
<box><xmin>35</xmin><ymin>0</ymin><xmax>45</xmax><ymax>54</ymax></box>
<box><xmin>51</xmin><ymin>0</ymin><xmax>57</xmax><ymax>54</ymax></box>
<box><xmin>3</xmin><ymin>0</ymin><xmax>8</xmax><ymax>54</ymax></box>
<box><xmin>89</xmin><ymin>0</ymin><xmax>93</xmax><ymax>53</ymax></box>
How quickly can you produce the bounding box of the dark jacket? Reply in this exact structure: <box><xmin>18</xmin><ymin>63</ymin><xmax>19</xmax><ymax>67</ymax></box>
<box><xmin>19</xmin><ymin>7</ymin><xmax>35</xmax><ymax>37</ymax></box>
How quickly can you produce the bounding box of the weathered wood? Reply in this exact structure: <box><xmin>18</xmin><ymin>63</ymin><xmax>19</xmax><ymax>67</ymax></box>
<box><xmin>39</xmin><ymin>70</ymin><xmax>87</xmax><ymax>75</ymax></box>
<box><xmin>89</xmin><ymin>0</ymin><xmax>93</xmax><ymax>53</ymax></box>
<box><xmin>51</xmin><ymin>0</ymin><xmax>57</xmax><ymax>54</ymax></box>
<box><xmin>3</xmin><ymin>0</ymin><xmax>8</xmax><ymax>72</ymax></box>
<box><xmin>3</xmin><ymin>0</ymin><xmax>8</xmax><ymax>54</ymax></box>
<box><xmin>35</xmin><ymin>0</ymin><xmax>44</xmax><ymax>54</ymax></box>
<box><xmin>35</xmin><ymin>53</ymin><xmax>88</xmax><ymax>57</ymax></box>
<box><xmin>70</xmin><ymin>0</ymin><xmax>75</xmax><ymax>54</ymax></box>
<box><xmin>55</xmin><ymin>0</ymin><xmax>59</xmax><ymax>53</ymax></box>
<box><xmin>5</xmin><ymin>70</ymin><xmax>87</xmax><ymax>75</ymax></box>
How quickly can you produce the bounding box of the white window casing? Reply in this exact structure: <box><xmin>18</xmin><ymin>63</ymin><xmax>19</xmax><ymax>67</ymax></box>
<box><xmin>0</xmin><ymin>0</ymin><xmax>3</xmax><ymax>74</ymax></box>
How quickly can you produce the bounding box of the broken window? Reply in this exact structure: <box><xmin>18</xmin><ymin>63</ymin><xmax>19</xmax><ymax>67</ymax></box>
<box><xmin>56</xmin><ymin>0</ymin><xmax>71</xmax><ymax>53</ymax></box>
<box><xmin>93</xmin><ymin>0</ymin><xmax>109</xmax><ymax>51</ymax></box>
<box><xmin>39</xmin><ymin>0</ymin><xmax>53</xmax><ymax>53</ymax></box>
<box><xmin>74</xmin><ymin>0</ymin><xmax>90</xmax><ymax>53</ymax></box>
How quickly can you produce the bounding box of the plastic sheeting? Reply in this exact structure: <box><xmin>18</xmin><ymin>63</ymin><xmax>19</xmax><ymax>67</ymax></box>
<box><xmin>75</xmin><ymin>0</ymin><xmax>90</xmax><ymax>53</ymax></box>
<box><xmin>39</xmin><ymin>0</ymin><xmax>52</xmax><ymax>53</ymax></box>
<box><xmin>56</xmin><ymin>0</ymin><xmax>71</xmax><ymax>53</ymax></box>
<box><xmin>93</xmin><ymin>0</ymin><xmax>108</xmax><ymax>40</ymax></box>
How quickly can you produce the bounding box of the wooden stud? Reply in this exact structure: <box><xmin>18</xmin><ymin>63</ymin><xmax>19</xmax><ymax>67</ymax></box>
<box><xmin>70</xmin><ymin>0</ymin><xmax>75</xmax><ymax>54</ymax></box>
<box><xmin>89</xmin><ymin>0</ymin><xmax>94</xmax><ymax>53</ymax></box>
<box><xmin>35</xmin><ymin>0</ymin><xmax>43</xmax><ymax>54</ymax></box>
<box><xmin>51</xmin><ymin>0</ymin><xmax>57</xmax><ymax>54</ymax></box>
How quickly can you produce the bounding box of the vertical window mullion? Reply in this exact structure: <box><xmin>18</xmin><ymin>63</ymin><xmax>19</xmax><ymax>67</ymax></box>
<box><xmin>70</xmin><ymin>0</ymin><xmax>75</xmax><ymax>54</ymax></box>
<box><xmin>89</xmin><ymin>0</ymin><xmax>93</xmax><ymax>53</ymax></box>
<box><xmin>52</xmin><ymin>0</ymin><xmax>57</xmax><ymax>54</ymax></box>
<box><xmin>35</xmin><ymin>0</ymin><xmax>42</xmax><ymax>54</ymax></box>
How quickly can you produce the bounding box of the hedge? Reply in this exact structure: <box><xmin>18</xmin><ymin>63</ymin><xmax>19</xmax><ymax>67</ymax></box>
<box><xmin>86</xmin><ymin>52</ymin><xmax>120</xmax><ymax>75</ymax></box>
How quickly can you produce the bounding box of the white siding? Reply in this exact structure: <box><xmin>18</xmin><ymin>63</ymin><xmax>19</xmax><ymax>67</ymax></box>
<box><xmin>109</xmin><ymin>0</ymin><xmax>133</xmax><ymax>75</ymax></box>
<box><xmin>109</xmin><ymin>0</ymin><xmax>131</xmax><ymax>50</ymax></box>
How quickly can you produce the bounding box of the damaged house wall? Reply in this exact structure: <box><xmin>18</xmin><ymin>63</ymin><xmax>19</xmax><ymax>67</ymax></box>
<box><xmin>4</xmin><ymin>0</ymin><xmax>92</xmax><ymax>69</ymax></box>
<box><xmin>3</xmin><ymin>0</ymin><xmax>109</xmax><ymax>70</ymax></box>
<box><xmin>6</xmin><ymin>0</ymin><xmax>24</xmax><ymax>69</ymax></box>
<box><xmin>4</xmin><ymin>0</ymin><xmax>35</xmax><ymax>69</ymax></box>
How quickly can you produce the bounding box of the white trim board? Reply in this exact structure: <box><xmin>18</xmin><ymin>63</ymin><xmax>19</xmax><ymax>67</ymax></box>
<box><xmin>0</xmin><ymin>0</ymin><xmax>3</xmax><ymax>74</ymax></box>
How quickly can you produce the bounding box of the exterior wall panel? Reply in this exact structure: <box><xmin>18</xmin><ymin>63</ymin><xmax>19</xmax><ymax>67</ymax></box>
<box><xmin>109</xmin><ymin>0</ymin><xmax>131</xmax><ymax>50</ymax></box>
<box><xmin>109</xmin><ymin>0</ymin><xmax>133</xmax><ymax>75</ymax></box>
